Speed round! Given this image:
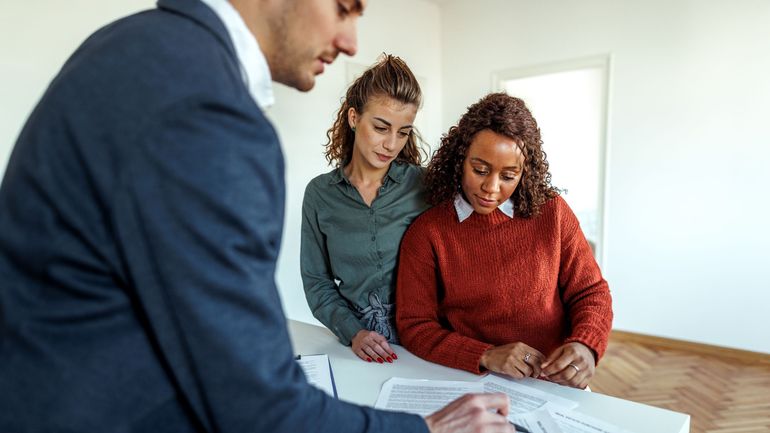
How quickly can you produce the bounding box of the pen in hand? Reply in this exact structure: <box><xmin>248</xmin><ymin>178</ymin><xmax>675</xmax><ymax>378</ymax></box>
<box><xmin>509</xmin><ymin>421</ymin><xmax>531</xmax><ymax>433</ymax></box>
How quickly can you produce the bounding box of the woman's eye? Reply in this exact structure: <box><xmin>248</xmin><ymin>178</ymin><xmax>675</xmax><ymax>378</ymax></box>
<box><xmin>502</xmin><ymin>174</ymin><xmax>517</xmax><ymax>181</ymax></box>
<box><xmin>374</xmin><ymin>126</ymin><xmax>387</xmax><ymax>132</ymax></box>
<box><xmin>473</xmin><ymin>168</ymin><xmax>488</xmax><ymax>176</ymax></box>
<box><xmin>398</xmin><ymin>131</ymin><xmax>410</xmax><ymax>138</ymax></box>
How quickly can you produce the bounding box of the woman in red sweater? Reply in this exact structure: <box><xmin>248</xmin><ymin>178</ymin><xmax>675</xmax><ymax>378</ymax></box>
<box><xmin>395</xmin><ymin>93</ymin><xmax>613</xmax><ymax>389</ymax></box>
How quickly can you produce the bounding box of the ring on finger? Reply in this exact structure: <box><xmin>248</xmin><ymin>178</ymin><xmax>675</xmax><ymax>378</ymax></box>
<box><xmin>568</xmin><ymin>363</ymin><xmax>580</xmax><ymax>373</ymax></box>
<box><xmin>524</xmin><ymin>352</ymin><xmax>531</xmax><ymax>363</ymax></box>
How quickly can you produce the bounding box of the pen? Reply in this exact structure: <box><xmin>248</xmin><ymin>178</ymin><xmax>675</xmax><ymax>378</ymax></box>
<box><xmin>509</xmin><ymin>421</ymin><xmax>531</xmax><ymax>433</ymax></box>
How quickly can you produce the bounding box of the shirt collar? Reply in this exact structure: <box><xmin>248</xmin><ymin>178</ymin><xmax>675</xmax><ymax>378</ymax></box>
<box><xmin>199</xmin><ymin>0</ymin><xmax>275</xmax><ymax>109</ymax></box>
<box><xmin>385</xmin><ymin>162</ymin><xmax>408</xmax><ymax>184</ymax></box>
<box><xmin>453</xmin><ymin>193</ymin><xmax>514</xmax><ymax>222</ymax></box>
<box><xmin>328</xmin><ymin>162</ymin><xmax>410</xmax><ymax>185</ymax></box>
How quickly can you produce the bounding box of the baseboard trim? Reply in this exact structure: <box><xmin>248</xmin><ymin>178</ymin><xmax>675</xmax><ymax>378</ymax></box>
<box><xmin>609</xmin><ymin>330</ymin><xmax>770</xmax><ymax>365</ymax></box>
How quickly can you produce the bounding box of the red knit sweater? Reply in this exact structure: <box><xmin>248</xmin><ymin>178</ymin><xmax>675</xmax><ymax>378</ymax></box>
<box><xmin>395</xmin><ymin>196</ymin><xmax>613</xmax><ymax>374</ymax></box>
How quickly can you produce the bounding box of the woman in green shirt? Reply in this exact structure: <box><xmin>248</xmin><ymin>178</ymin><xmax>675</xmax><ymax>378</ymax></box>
<box><xmin>301</xmin><ymin>55</ymin><xmax>429</xmax><ymax>364</ymax></box>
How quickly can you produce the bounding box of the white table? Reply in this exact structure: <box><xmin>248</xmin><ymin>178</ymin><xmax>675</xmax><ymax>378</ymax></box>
<box><xmin>288</xmin><ymin>320</ymin><xmax>690</xmax><ymax>433</ymax></box>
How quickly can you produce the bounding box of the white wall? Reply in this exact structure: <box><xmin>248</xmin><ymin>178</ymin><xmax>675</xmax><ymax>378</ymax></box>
<box><xmin>440</xmin><ymin>0</ymin><xmax>770</xmax><ymax>353</ymax></box>
<box><xmin>0</xmin><ymin>0</ymin><xmax>156</xmax><ymax>180</ymax></box>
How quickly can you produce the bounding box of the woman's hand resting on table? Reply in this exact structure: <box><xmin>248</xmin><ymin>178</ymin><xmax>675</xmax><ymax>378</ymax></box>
<box><xmin>351</xmin><ymin>329</ymin><xmax>397</xmax><ymax>363</ymax></box>
<box><xmin>479</xmin><ymin>342</ymin><xmax>545</xmax><ymax>378</ymax></box>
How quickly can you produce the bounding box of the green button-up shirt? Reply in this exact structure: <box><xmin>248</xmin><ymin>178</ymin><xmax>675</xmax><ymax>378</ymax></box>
<box><xmin>300</xmin><ymin>162</ymin><xmax>429</xmax><ymax>345</ymax></box>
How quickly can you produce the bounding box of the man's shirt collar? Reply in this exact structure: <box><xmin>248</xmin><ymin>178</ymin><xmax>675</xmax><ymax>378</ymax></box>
<box><xmin>199</xmin><ymin>0</ymin><xmax>275</xmax><ymax>109</ymax></box>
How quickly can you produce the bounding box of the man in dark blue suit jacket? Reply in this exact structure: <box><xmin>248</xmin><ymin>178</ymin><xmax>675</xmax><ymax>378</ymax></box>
<box><xmin>0</xmin><ymin>1</ymin><xmax>512</xmax><ymax>432</ymax></box>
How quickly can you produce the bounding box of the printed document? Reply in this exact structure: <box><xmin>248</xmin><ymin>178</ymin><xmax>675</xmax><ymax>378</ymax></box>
<box><xmin>296</xmin><ymin>354</ymin><xmax>337</xmax><ymax>397</ymax></box>
<box><xmin>481</xmin><ymin>374</ymin><xmax>578</xmax><ymax>414</ymax></box>
<box><xmin>374</xmin><ymin>376</ymin><xmax>623</xmax><ymax>433</ymax></box>
<box><xmin>509</xmin><ymin>408</ymin><xmax>565</xmax><ymax>433</ymax></box>
<box><xmin>550</xmin><ymin>409</ymin><xmax>626</xmax><ymax>433</ymax></box>
<box><xmin>374</xmin><ymin>378</ymin><xmax>484</xmax><ymax>416</ymax></box>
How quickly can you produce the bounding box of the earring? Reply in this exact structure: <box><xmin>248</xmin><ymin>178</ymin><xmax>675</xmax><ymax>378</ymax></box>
<box><xmin>351</xmin><ymin>126</ymin><xmax>356</xmax><ymax>132</ymax></box>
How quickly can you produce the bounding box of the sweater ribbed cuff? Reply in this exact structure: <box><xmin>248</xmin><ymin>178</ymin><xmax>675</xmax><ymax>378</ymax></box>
<box><xmin>455</xmin><ymin>338</ymin><xmax>494</xmax><ymax>374</ymax></box>
<box><xmin>566</xmin><ymin>326</ymin><xmax>610</xmax><ymax>363</ymax></box>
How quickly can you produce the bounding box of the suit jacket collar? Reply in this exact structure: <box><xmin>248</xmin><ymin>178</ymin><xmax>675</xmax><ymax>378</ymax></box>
<box><xmin>156</xmin><ymin>0</ymin><xmax>237</xmax><ymax>61</ymax></box>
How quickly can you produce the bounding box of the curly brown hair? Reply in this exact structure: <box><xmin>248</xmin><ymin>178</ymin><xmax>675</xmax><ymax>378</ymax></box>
<box><xmin>425</xmin><ymin>93</ymin><xmax>559</xmax><ymax>218</ymax></box>
<box><xmin>324</xmin><ymin>54</ymin><xmax>425</xmax><ymax>167</ymax></box>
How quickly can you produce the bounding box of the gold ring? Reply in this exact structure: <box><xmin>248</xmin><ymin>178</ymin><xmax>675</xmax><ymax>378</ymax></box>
<box><xmin>568</xmin><ymin>363</ymin><xmax>580</xmax><ymax>373</ymax></box>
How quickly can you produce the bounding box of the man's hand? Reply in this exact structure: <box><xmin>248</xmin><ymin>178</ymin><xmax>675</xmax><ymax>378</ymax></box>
<box><xmin>540</xmin><ymin>342</ymin><xmax>596</xmax><ymax>389</ymax></box>
<box><xmin>351</xmin><ymin>330</ymin><xmax>396</xmax><ymax>363</ymax></box>
<box><xmin>425</xmin><ymin>393</ymin><xmax>515</xmax><ymax>433</ymax></box>
<box><xmin>480</xmin><ymin>342</ymin><xmax>545</xmax><ymax>379</ymax></box>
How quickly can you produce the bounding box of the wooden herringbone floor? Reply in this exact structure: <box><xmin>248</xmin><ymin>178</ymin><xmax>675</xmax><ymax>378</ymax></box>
<box><xmin>591</xmin><ymin>335</ymin><xmax>770</xmax><ymax>433</ymax></box>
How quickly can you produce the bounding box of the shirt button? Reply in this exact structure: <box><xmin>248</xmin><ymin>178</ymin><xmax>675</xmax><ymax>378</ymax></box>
<box><xmin>370</xmin><ymin>209</ymin><xmax>374</xmax><ymax>215</ymax></box>
<box><xmin>371</xmin><ymin>236</ymin><xmax>376</xmax><ymax>241</ymax></box>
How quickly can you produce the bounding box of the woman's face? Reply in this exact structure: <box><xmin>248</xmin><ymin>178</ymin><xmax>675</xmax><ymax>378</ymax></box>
<box><xmin>461</xmin><ymin>129</ymin><xmax>525</xmax><ymax>215</ymax></box>
<box><xmin>347</xmin><ymin>95</ymin><xmax>418</xmax><ymax>171</ymax></box>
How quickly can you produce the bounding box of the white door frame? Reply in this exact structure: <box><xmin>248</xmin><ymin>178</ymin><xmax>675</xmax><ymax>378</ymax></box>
<box><xmin>491</xmin><ymin>55</ymin><xmax>612</xmax><ymax>266</ymax></box>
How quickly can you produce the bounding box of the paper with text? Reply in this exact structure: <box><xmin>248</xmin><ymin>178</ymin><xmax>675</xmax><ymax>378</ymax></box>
<box><xmin>296</xmin><ymin>354</ymin><xmax>336</xmax><ymax>397</ymax></box>
<box><xmin>372</xmin><ymin>375</ymin><xmax>630</xmax><ymax>433</ymax></box>
<box><xmin>510</xmin><ymin>408</ymin><xmax>565</xmax><ymax>433</ymax></box>
<box><xmin>550</xmin><ymin>409</ymin><xmax>626</xmax><ymax>433</ymax></box>
<box><xmin>481</xmin><ymin>374</ymin><xmax>578</xmax><ymax>416</ymax></box>
<box><xmin>374</xmin><ymin>377</ymin><xmax>484</xmax><ymax>416</ymax></box>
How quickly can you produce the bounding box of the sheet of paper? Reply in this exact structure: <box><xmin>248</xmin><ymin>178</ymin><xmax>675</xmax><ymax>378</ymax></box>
<box><xmin>509</xmin><ymin>408</ymin><xmax>565</xmax><ymax>433</ymax></box>
<box><xmin>481</xmin><ymin>374</ymin><xmax>578</xmax><ymax>415</ymax></box>
<box><xmin>296</xmin><ymin>354</ymin><xmax>336</xmax><ymax>397</ymax></box>
<box><xmin>374</xmin><ymin>377</ymin><xmax>484</xmax><ymax>416</ymax></box>
<box><xmin>550</xmin><ymin>409</ymin><xmax>626</xmax><ymax>433</ymax></box>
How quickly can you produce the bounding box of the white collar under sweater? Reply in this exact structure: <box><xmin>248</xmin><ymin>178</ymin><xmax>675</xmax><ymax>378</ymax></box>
<box><xmin>453</xmin><ymin>193</ymin><xmax>514</xmax><ymax>223</ymax></box>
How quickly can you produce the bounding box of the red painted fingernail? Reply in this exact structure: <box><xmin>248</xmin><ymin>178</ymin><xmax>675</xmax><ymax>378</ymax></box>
<box><xmin>386</xmin><ymin>357</ymin><xmax>392</xmax><ymax>363</ymax></box>
<box><xmin>366</xmin><ymin>357</ymin><xmax>372</xmax><ymax>362</ymax></box>
<box><xmin>391</xmin><ymin>353</ymin><xmax>398</xmax><ymax>360</ymax></box>
<box><xmin>377</xmin><ymin>358</ymin><xmax>384</xmax><ymax>363</ymax></box>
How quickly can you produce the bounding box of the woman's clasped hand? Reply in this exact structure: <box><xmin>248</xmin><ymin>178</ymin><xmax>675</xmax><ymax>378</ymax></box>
<box><xmin>481</xmin><ymin>341</ymin><xmax>596</xmax><ymax>389</ymax></box>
